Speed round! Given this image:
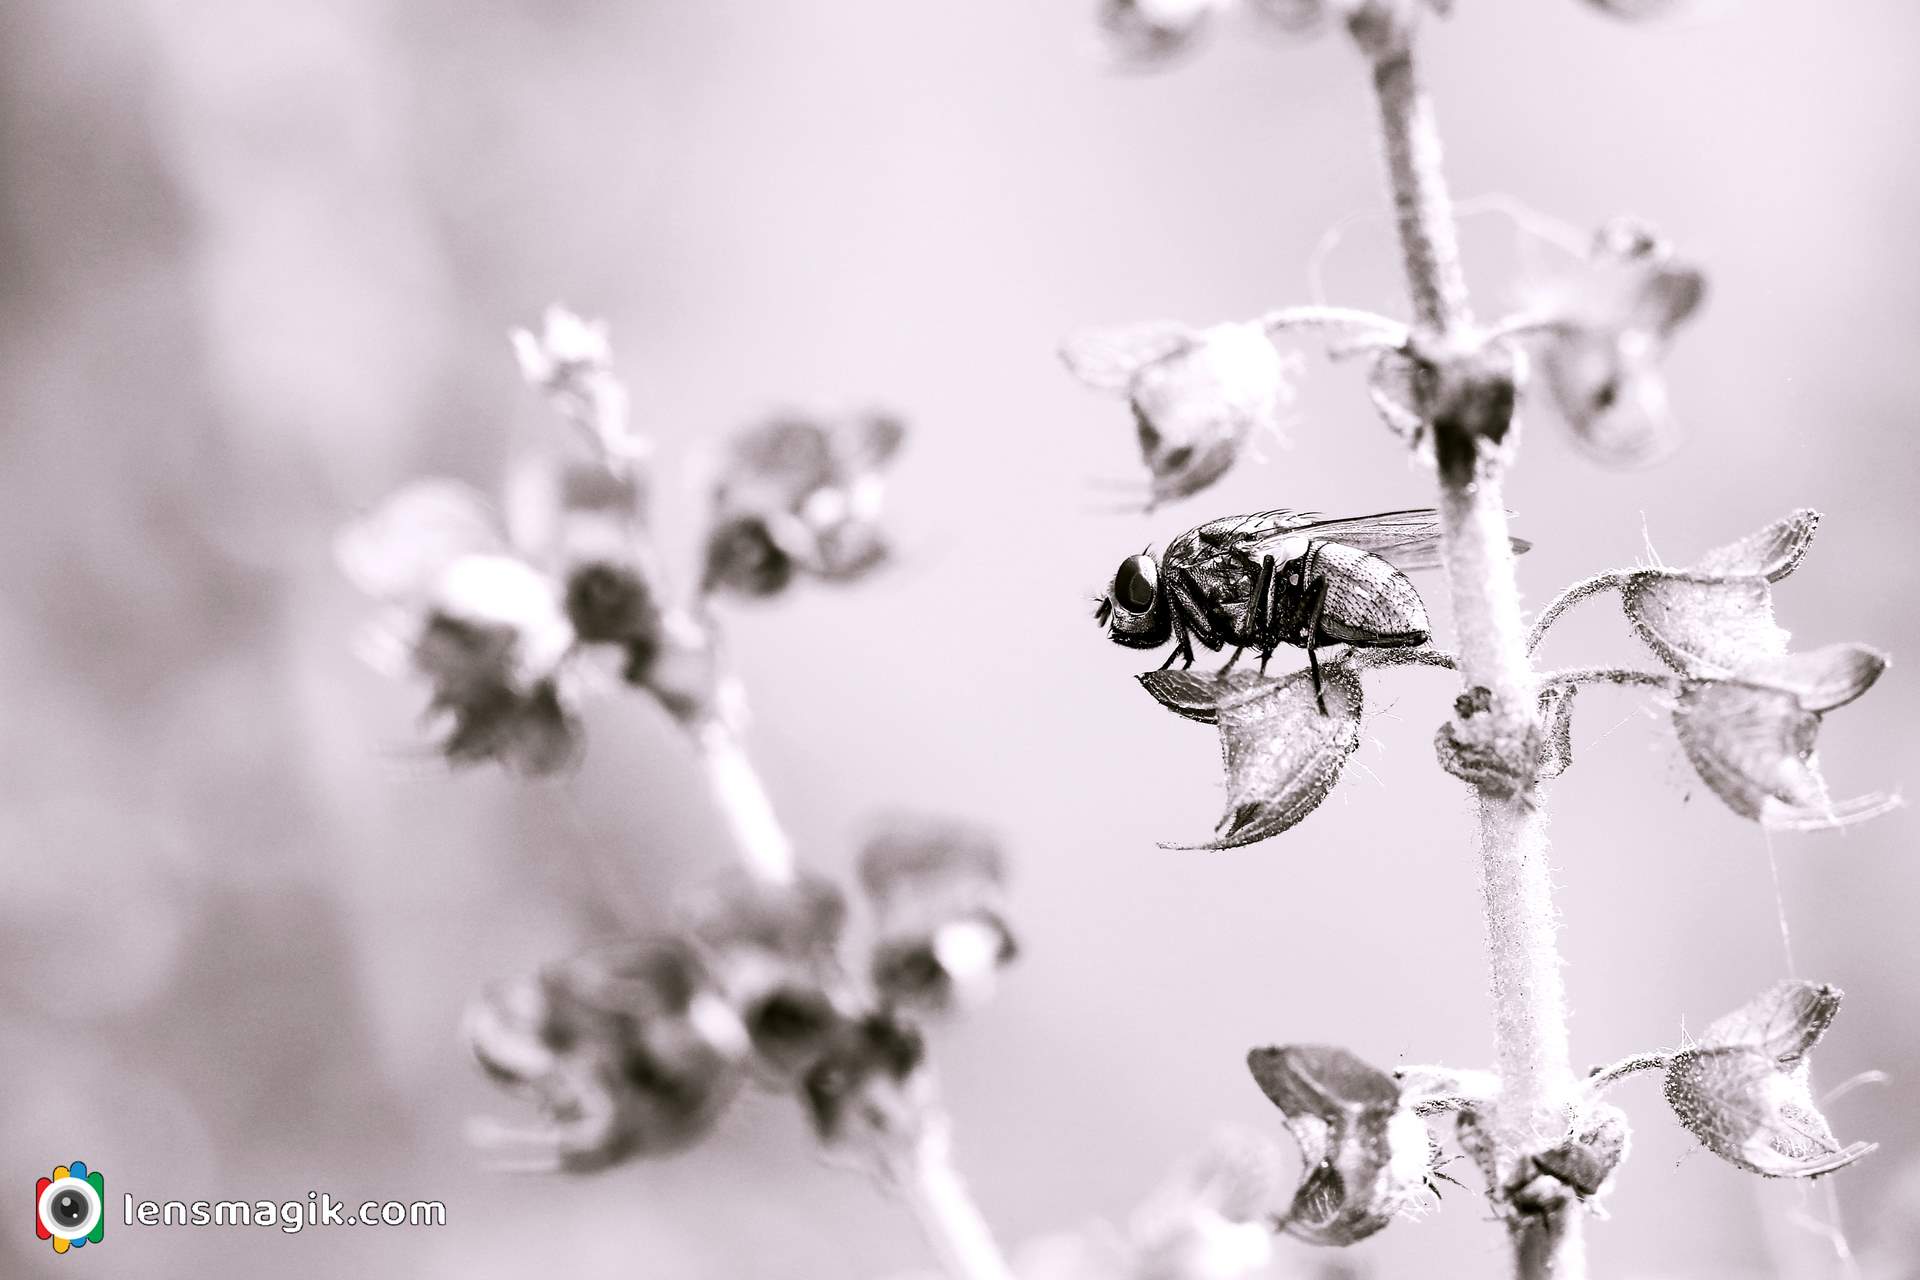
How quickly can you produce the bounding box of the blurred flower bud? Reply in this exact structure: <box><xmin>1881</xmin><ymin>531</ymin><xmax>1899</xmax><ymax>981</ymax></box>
<box><xmin>1578</xmin><ymin>0</ymin><xmax>1691</xmax><ymax>19</ymax></box>
<box><xmin>1247</xmin><ymin>0</ymin><xmax>1327</xmax><ymax>34</ymax></box>
<box><xmin>802</xmin><ymin>1011</ymin><xmax>934</xmax><ymax>1152</ymax></box>
<box><xmin>1096</xmin><ymin>0</ymin><xmax>1224</xmax><ymax>66</ymax></box>
<box><xmin>337</xmin><ymin>480</ymin><xmax>588</xmax><ymax>773</ymax></box>
<box><xmin>681</xmin><ymin>870</ymin><xmax>856</xmax><ymax>1079</ymax></box>
<box><xmin>1533</xmin><ymin>219</ymin><xmax>1706</xmax><ymax>466</ymax></box>
<box><xmin>858</xmin><ymin>817</ymin><xmax>1016</xmax><ymax>1014</ymax></box>
<box><xmin>1663</xmin><ymin>981</ymin><xmax>1876</xmax><ymax>1178</ymax></box>
<box><xmin>1126</xmin><ymin>1131</ymin><xmax>1287</xmax><ymax>1279</ymax></box>
<box><xmin>464</xmin><ymin>937</ymin><xmax>748</xmax><ymax>1171</ymax></box>
<box><xmin>1671</xmin><ymin>674</ymin><xmax>1897</xmax><ymax>830</ymax></box>
<box><xmin>702</xmin><ymin>415</ymin><xmax>904</xmax><ymax>597</ymax></box>
<box><xmin>1157</xmin><ymin>665</ymin><xmax>1362</xmax><ymax>848</ymax></box>
<box><xmin>1062</xmin><ymin>320</ymin><xmax>1297</xmax><ymax>507</ymax></box>
<box><xmin>1246</xmin><ymin>1045</ymin><xmax>1437</xmax><ymax>1246</ymax></box>
<box><xmin>511</xmin><ymin>305</ymin><xmax>643</xmax><ymax>470</ymax></box>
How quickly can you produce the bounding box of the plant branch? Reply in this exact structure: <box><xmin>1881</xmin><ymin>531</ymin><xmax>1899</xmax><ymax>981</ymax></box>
<box><xmin>1583</xmin><ymin>1053</ymin><xmax>1670</xmax><ymax>1096</ymax></box>
<box><xmin>1542</xmin><ymin>666</ymin><xmax>1676</xmax><ymax>693</ymax></box>
<box><xmin>1354</xmin><ymin>8</ymin><xmax>1580</xmax><ymax>1276</ymax></box>
<box><xmin>893</xmin><ymin>1124</ymin><xmax>1018</xmax><ymax>1280</ymax></box>
<box><xmin>690</xmin><ymin>717</ymin><xmax>798</xmax><ymax>885</ymax></box>
<box><xmin>1527</xmin><ymin>573</ymin><xmax>1627</xmax><ymax>655</ymax></box>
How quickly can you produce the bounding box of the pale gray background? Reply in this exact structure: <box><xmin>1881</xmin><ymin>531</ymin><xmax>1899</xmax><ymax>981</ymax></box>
<box><xmin>3</xmin><ymin>1</ymin><xmax>1917</xmax><ymax>1277</ymax></box>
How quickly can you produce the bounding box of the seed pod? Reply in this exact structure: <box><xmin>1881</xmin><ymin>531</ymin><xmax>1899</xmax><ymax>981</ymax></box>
<box><xmin>464</xmin><ymin>937</ymin><xmax>748</xmax><ymax>1171</ymax></box>
<box><xmin>1621</xmin><ymin>509</ymin><xmax>1820</xmax><ymax>677</ymax></box>
<box><xmin>1663</xmin><ymin>981</ymin><xmax>1876</xmax><ymax>1178</ymax></box>
<box><xmin>1246</xmin><ymin>1045</ymin><xmax>1436</xmax><ymax>1246</ymax></box>
<box><xmin>1163</xmin><ymin>666</ymin><xmax>1363</xmax><ymax>849</ymax></box>
<box><xmin>1671</xmin><ymin>676</ymin><xmax>1896</xmax><ymax>830</ymax></box>
<box><xmin>680</xmin><ymin>871</ymin><xmax>855</xmax><ymax>1080</ymax></box>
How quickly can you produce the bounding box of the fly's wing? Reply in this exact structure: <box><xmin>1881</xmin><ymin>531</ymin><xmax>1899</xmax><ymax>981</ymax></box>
<box><xmin>1228</xmin><ymin>507</ymin><xmax>1529</xmax><ymax>572</ymax></box>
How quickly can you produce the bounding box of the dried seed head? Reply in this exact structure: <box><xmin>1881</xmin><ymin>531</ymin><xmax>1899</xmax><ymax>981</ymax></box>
<box><xmin>703</xmin><ymin>415</ymin><xmax>903</xmax><ymax>596</ymax></box>
<box><xmin>1663</xmin><ymin>981</ymin><xmax>1876</xmax><ymax>1178</ymax></box>
<box><xmin>464</xmin><ymin>937</ymin><xmax>748</xmax><ymax>1171</ymax></box>
<box><xmin>1063</xmin><ymin>320</ymin><xmax>1296</xmax><ymax>507</ymax></box>
<box><xmin>1159</xmin><ymin>666</ymin><xmax>1363</xmax><ymax>849</ymax></box>
<box><xmin>858</xmin><ymin>817</ymin><xmax>1016</xmax><ymax>1014</ymax></box>
<box><xmin>1246</xmin><ymin>1045</ymin><xmax>1437</xmax><ymax>1246</ymax></box>
<box><xmin>801</xmin><ymin>1011</ymin><xmax>933</xmax><ymax>1153</ymax></box>
<box><xmin>680</xmin><ymin>871</ymin><xmax>855</xmax><ymax>1079</ymax></box>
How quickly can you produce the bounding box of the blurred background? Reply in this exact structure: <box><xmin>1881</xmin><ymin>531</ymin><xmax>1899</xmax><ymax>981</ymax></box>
<box><xmin>4</xmin><ymin>0</ymin><xmax>1918</xmax><ymax>1276</ymax></box>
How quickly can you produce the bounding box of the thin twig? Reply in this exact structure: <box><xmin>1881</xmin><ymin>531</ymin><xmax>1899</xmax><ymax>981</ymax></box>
<box><xmin>1527</xmin><ymin>572</ymin><xmax>1627</xmax><ymax>655</ymax></box>
<box><xmin>895</xmin><ymin>1126</ymin><xmax>1018</xmax><ymax>1280</ymax></box>
<box><xmin>691</xmin><ymin>718</ymin><xmax>798</xmax><ymax>885</ymax></box>
<box><xmin>1542</xmin><ymin>666</ymin><xmax>1676</xmax><ymax>693</ymax></box>
<box><xmin>1583</xmin><ymin>1053</ymin><xmax>1670</xmax><ymax>1096</ymax></box>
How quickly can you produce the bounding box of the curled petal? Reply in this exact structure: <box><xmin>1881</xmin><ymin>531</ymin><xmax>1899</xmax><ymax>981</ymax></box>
<box><xmin>1164</xmin><ymin>666</ymin><xmax>1363</xmax><ymax>849</ymax></box>
<box><xmin>1741</xmin><ymin>644</ymin><xmax>1888</xmax><ymax>713</ymax></box>
<box><xmin>1664</xmin><ymin>981</ymin><xmax>1876</xmax><ymax>1179</ymax></box>
<box><xmin>1060</xmin><ymin>321</ymin><xmax>1196</xmax><ymax>391</ymax></box>
<box><xmin>1247</xmin><ymin>1045</ymin><xmax>1434</xmax><ymax>1246</ymax></box>
<box><xmin>1691</xmin><ymin>508</ymin><xmax>1820</xmax><ymax>582</ymax></box>
<box><xmin>1540</xmin><ymin>331</ymin><xmax>1680</xmax><ymax>468</ymax></box>
<box><xmin>1129</xmin><ymin>322</ymin><xmax>1296</xmax><ymax>505</ymax></box>
<box><xmin>1366</xmin><ymin>348</ymin><xmax>1426</xmax><ymax>443</ymax></box>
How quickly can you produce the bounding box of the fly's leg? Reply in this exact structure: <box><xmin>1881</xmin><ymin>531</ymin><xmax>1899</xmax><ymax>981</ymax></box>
<box><xmin>1224</xmin><ymin>554</ymin><xmax>1279</xmax><ymax>674</ymax></box>
<box><xmin>1163</xmin><ymin>567</ymin><xmax>1222</xmax><ymax>670</ymax></box>
<box><xmin>1299</xmin><ymin>573</ymin><xmax>1331</xmax><ymax>715</ymax></box>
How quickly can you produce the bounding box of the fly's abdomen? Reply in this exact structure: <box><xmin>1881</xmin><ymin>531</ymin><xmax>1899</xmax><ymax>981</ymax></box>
<box><xmin>1311</xmin><ymin>542</ymin><xmax>1429</xmax><ymax>646</ymax></box>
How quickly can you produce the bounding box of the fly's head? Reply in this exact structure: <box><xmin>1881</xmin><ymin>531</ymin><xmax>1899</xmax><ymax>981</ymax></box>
<box><xmin>1097</xmin><ymin>552</ymin><xmax>1172</xmax><ymax>649</ymax></box>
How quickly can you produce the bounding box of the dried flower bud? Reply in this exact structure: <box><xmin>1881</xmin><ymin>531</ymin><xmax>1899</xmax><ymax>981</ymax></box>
<box><xmin>1246</xmin><ymin>1045</ymin><xmax>1436</xmax><ymax>1246</ymax></box>
<box><xmin>1508</xmin><ymin>1104</ymin><xmax>1630</xmax><ymax>1215</ymax></box>
<box><xmin>1671</xmin><ymin>676</ymin><xmax>1896</xmax><ymax>830</ymax></box>
<box><xmin>413</xmin><ymin>614</ymin><xmax>581</xmax><ymax>774</ymax></box>
<box><xmin>464</xmin><ymin>938</ymin><xmax>748</xmax><ymax>1171</ymax></box>
<box><xmin>681</xmin><ymin>871</ymin><xmax>855</xmax><ymax>1078</ymax></box>
<box><xmin>1161</xmin><ymin>666</ymin><xmax>1362</xmax><ymax>849</ymax></box>
<box><xmin>703</xmin><ymin>415</ymin><xmax>903</xmax><ymax>596</ymax></box>
<box><xmin>1534</xmin><ymin>220</ymin><xmax>1706</xmax><ymax>466</ymax></box>
<box><xmin>1063</xmin><ymin>320</ymin><xmax>1296</xmax><ymax>507</ymax></box>
<box><xmin>1135</xmin><ymin>1131</ymin><xmax>1287</xmax><ymax>1278</ymax></box>
<box><xmin>858</xmin><ymin>817</ymin><xmax>1016</xmax><ymax>1014</ymax></box>
<box><xmin>802</xmin><ymin>1012</ymin><xmax>933</xmax><ymax>1151</ymax></box>
<box><xmin>1663</xmin><ymin>981</ymin><xmax>1876</xmax><ymax>1178</ymax></box>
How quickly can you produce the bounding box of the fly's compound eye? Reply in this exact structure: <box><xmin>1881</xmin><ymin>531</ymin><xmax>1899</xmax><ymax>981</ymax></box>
<box><xmin>1111</xmin><ymin>555</ymin><xmax>1159</xmax><ymax>614</ymax></box>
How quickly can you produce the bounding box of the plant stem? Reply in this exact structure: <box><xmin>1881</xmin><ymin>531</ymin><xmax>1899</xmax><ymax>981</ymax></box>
<box><xmin>1357</xmin><ymin>9</ymin><xmax>1581</xmax><ymax>1277</ymax></box>
<box><xmin>692</xmin><ymin>719</ymin><xmax>798</xmax><ymax>885</ymax></box>
<box><xmin>896</xmin><ymin>1126</ymin><xmax>1018</xmax><ymax>1280</ymax></box>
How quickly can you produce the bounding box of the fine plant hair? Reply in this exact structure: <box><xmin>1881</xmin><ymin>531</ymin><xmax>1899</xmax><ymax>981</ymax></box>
<box><xmin>336</xmin><ymin>4</ymin><xmax>1897</xmax><ymax>1280</ymax></box>
<box><xmin>1068</xmin><ymin>1</ymin><xmax>1894</xmax><ymax>1278</ymax></box>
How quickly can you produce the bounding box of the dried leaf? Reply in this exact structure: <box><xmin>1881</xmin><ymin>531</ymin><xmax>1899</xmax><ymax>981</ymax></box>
<box><xmin>1664</xmin><ymin>981</ymin><xmax>1876</xmax><ymax>1178</ymax></box>
<box><xmin>1247</xmin><ymin>1045</ymin><xmax>1434</xmax><ymax>1246</ymax></box>
<box><xmin>1740</xmin><ymin>644</ymin><xmax>1888</xmax><ymax>713</ymax></box>
<box><xmin>1691</xmin><ymin>508</ymin><xmax>1820</xmax><ymax>582</ymax></box>
<box><xmin>1164</xmin><ymin>666</ymin><xmax>1363</xmax><ymax>849</ymax></box>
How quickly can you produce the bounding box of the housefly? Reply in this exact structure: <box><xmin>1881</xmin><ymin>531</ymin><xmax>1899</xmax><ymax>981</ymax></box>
<box><xmin>1094</xmin><ymin>508</ymin><xmax>1529</xmax><ymax>711</ymax></box>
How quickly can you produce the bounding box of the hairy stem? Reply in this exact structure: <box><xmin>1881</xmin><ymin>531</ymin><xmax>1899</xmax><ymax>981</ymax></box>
<box><xmin>895</xmin><ymin>1126</ymin><xmax>1018</xmax><ymax>1280</ymax></box>
<box><xmin>1357</xmin><ymin>9</ymin><xmax>1581</xmax><ymax>1276</ymax></box>
<box><xmin>1584</xmin><ymin>1053</ymin><xmax>1670</xmax><ymax>1095</ymax></box>
<box><xmin>1527</xmin><ymin>573</ymin><xmax>1627</xmax><ymax>655</ymax></box>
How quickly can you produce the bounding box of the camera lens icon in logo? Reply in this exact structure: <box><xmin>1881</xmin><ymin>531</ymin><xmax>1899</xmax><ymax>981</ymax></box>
<box><xmin>35</xmin><ymin>1163</ymin><xmax>105</xmax><ymax>1254</ymax></box>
